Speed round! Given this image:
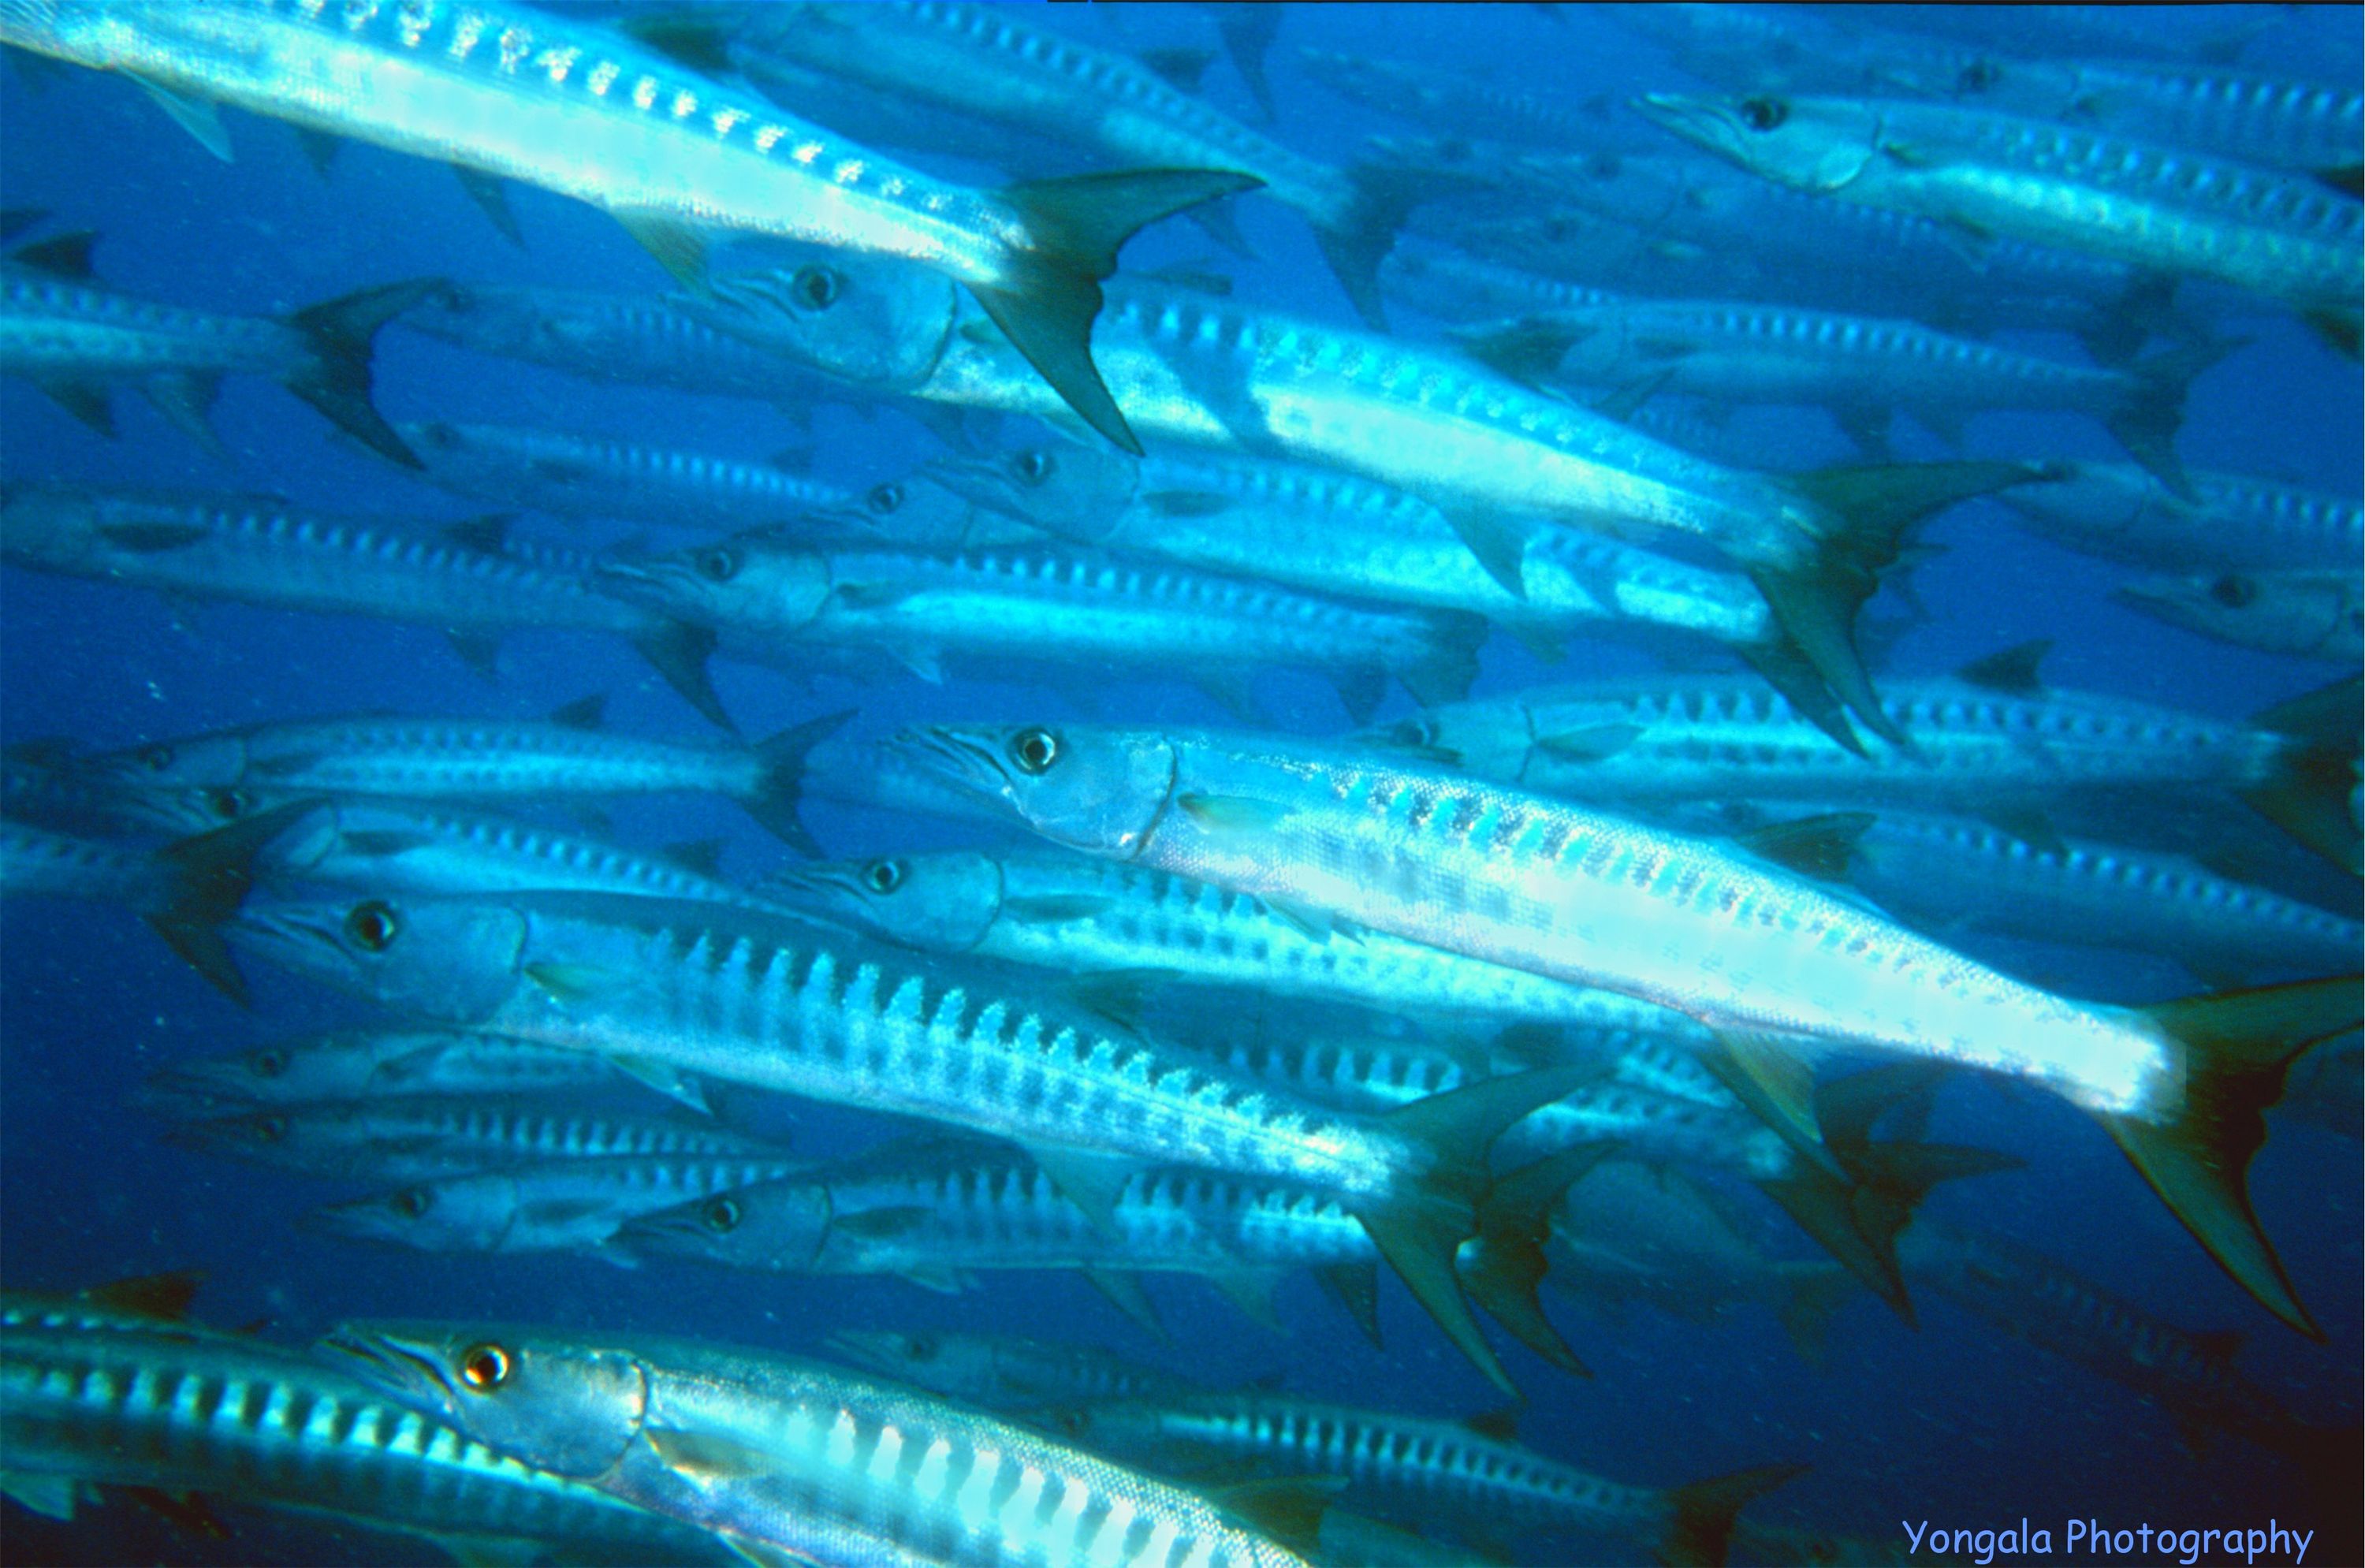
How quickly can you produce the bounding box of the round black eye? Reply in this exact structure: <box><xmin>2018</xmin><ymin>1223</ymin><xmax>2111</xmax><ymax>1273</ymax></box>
<box><xmin>862</xmin><ymin>858</ymin><xmax>907</xmax><ymax>894</ymax></box>
<box><xmin>866</xmin><ymin>482</ymin><xmax>904</xmax><ymax>516</ymax></box>
<box><xmin>346</xmin><ymin>901</ymin><xmax>399</xmax><ymax>953</ymax></box>
<box><xmin>1739</xmin><ymin>96</ymin><xmax>1789</xmax><ymax>132</ymax></box>
<box><xmin>249</xmin><ymin>1048</ymin><xmax>288</xmax><ymax>1079</ymax></box>
<box><xmin>254</xmin><ymin>1115</ymin><xmax>288</xmax><ymax>1144</ymax></box>
<box><xmin>695</xmin><ymin>546</ymin><xmax>742</xmax><ymax>583</ymax></box>
<box><xmin>2208</xmin><ymin>575</ymin><xmax>2256</xmax><ymax>608</ymax></box>
<box><xmin>905</xmin><ymin>1335</ymin><xmax>939</xmax><ymax>1362</ymax></box>
<box><xmin>792</xmin><ymin>265</ymin><xmax>840</xmax><ymax>311</ymax></box>
<box><xmin>393</xmin><ymin>1186</ymin><xmax>430</xmax><ymax>1220</ymax></box>
<box><xmin>206</xmin><ymin>788</ymin><xmax>251</xmax><ymax>821</ymax></box>
<box><xmin>459</xmin><ymin>1343</ymin><xmax>510</xmax><ymax>1391</ymax></box>
<box><xmin>703</xmin><ymin>1195</ymin><xmax>743</xmax><ymax>1233</ymax></box>
<box><xmin>1008</xmin><ymin>728</ymin><xmax>1059</xmax><ymax>775</ymax></box>
<box><xmin>140</xmin><ymin>744</ymin><xmax>174</xmax><ymax>772</ymax></box>
<box><xmin>420</xmin><ymin>421</ymin><xmax>460</xmax><ymax>451</ymax></box>
<box><xmin>1958</xmin><ymin>60</ymin><xmax>1999</xmax><ymax>93</ymax></box>
<box><xmin>1015</xmin><ymin>448</ymin><xmax>1055</xmax><ymax>486</ymax></box>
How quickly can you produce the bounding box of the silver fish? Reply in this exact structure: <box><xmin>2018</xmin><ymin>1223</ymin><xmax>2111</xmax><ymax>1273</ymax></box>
<box><xmin>2117</xmin><ymin>568</ymin><xmax>2363</xmax><ymax>665</ymax></box>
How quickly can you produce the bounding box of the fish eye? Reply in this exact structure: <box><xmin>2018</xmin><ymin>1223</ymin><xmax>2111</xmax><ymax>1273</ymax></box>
<box><xmin>1015</xmin><ymin>448</ymin><xmax>1056</xmax><ymax>486</ymax></box>
<box><xmin>1007</xmin><ymin>727</ymin><xmax>1060</xmax><ymax>776</ymax></box>
<box><xmin>862</xmin><ymin>857</ymin><xmax>907</xmax><ymax>895</ymax></box>
<box><xmin>254</xmin><ymin>1115</ymin><xmax>288</xmax><ymax>1144</ymax></box>
<box><xmin>2209</xmin><ymin>574</ymin><xmax>2256</xmax><ymax>608</ymax></box>
<box><xmin>866</xmin><ymin>482</ymin><xmax>904</xmax><ymax>516</ymax></box>
<box><xmin>206</xmin><ymin>788</ymin><xmax>251</xmax><ymax>821</ymax></box>
<box><xmin>140</xmin><ymin>743</ymin><xmax>174</xmax><ymax>772</ymax></box>
<box><xmin>792</xmin><ymin>265</ymin><xmax>841</xmax><ymax>311</ymax></box>
<box><xmin>248</xmin><ymin>1048</ymin><xmax>288</xmax><ymax>1079</ymax></box>
<box><xmin>1392</xmin><ymin>716</ymin><xmax>1439</xmax><ymax>748</ymax></box>
<box><xmin>393</xmin><ymin>1186</ymin><xmax>431</xmax><ymax>1220</ymax></box>
<box><xmin>419</xmin><ymin>421</ymin><xmax>460</xmax><ymax>450</ymax></box>
<box><xmin>703</xmin><ymin>1195</ymin><xmax>743</xmax><ymax>1233</ymax></box>
<box><xmin>1958</xmin><ymin>60</ymin><xmax>2000</xmax><ymax>92</ymax></box>
<box><xmin>695</xmin><ymin>545</ymin><xmax>742</xmax><ymax>583</ymax></box>
<box><xmin>346</xmin><ymin>900</ymin><xmax>400</xmax><ymax>953</ymax></box>
<box><xmin>458</xmin><ymin>1343</ymin><xmax>511</xmax><ymax>1392</ymax></box>
<box><xmin>1738</xmin><ymin>96</ymin><xmax>1789</xmax><ymax>132</ymax></box>
<box><xmin>904</xmin><ymin>1334</ymin><xmax>938</xmax><ymax>1362</ymax></box>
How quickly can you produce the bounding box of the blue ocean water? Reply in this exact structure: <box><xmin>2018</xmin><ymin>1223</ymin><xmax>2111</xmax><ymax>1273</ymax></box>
<box><xmin>0</xmin><ymin>5</ymin><xmax>2357</xmax><ymax>1565</ymax></box>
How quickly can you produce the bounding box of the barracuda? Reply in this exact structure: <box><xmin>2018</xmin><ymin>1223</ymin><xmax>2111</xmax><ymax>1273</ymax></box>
<box><xmin>253</xmin><ymin>797</ymin><xmax>792</xmax><ymax>914</ymax></box>
<box><xmin>617</xmin><ymin>1141</ymin><xmax>1384</xmax><ymax>1331</ymax></box>
<box><xmin>629</xmin><ymin>0</ymin><xmax>1424</xmax><ymax>330</ymax></box>
<box><xmin>698</xmin><ymin>263</ymin><xmax>2033</xmax><ymax>744</ymax></box>
<box><xmin>0</xmin><ymin>485</ymin><xmax>728</xmax><ymax>723</ymax></box>
<box><xmin>1296</xmin><ymin>47</ymin><xmax>1619</xmax><ymax>151</ymax></box>
<box><xmin>823</xmin><ymin>1331</ymin><xmax>1208</xmax><ymax>1411</ymax></box>
<box><xmin>900</xmin><ymin>718</ymin><xmax>2362</xmax><ymax>1336</ymax></box>
<box><xmin>1769</xmin><ymin>810</ymin><xmax>2365</xmax><ymax>986</ymax></box>
<box><xmin>0</xmin><ymin>0</ymin><xmax>1261</xmax><ymax>453</ymax></box>
<box><xmin>596</xmin><ymin>534</ymin><xmax>1485</xmax><ymax>724</ymax></box>
<box><xmin>71</xmin><ymin>699</ymin><xmax>848</xmax><ymax>855</ymax></box>
<box><xmin>1637</xmin><ymin>94</ymin><xmax>2364</xmax><ymax>347</ymax></box>
<box><xmin>146</xmin><ymin>1028</ymin><xmax>710</xmax><ymax>1115</ymax></box>
<box><xmin>231</xmin><ymin>888</ymin><xmax>1590</xmax><ymax>1393</ymax></box>
<box><xmin>0</xmin><ymin>807</ymin><xmax>302</xmax><ymax>1005</ymax></box>
<box><xmin>2117</xmin><ymin>567</ymin><xmax>2363</xmax><ymax>665</ymax></box>
<box><xmin>1052</xmin><ymin>1391</ymin><xmax>1803</xmax><ymax>1568</ymax></box>
<box><xmin>1999</xmin><ymin>462</ymin><xmax>2365</xmax><ymax>573</ymax></box>
<box><xmin>1961</xmin><ymin>58</ymin><xmax>2364</xmax><ymax>177</ymax></box>
<box><xmin>767</xmin><ymin>845</ymin><xmax>1725</xmax><ymax>1047</ymax></box>
<box><xmin>1451</xmin><ymin>298</ymin><xmax>2227</xmax><ymax>492</ymax></box>
<box><xmin>397</xmin><ymin>420</ymin><xmax>852</xmax><ymax>534</ymax></box>
<box><xmin>394</xmin><ymin>278</ymin><xmax>836</xmax><ymax>404</ymax></box>
<box><xmin>1369</xmin><ymin>652</ymin><xmax>2365</xmax><ymax>874</ymax></box>
<box><xmin>927</xmin><ymin>440</ymin><xmax>1857</xmax><ymax>734</ymax></box>
<box><xmin>0</xmin><ymin>1290</ymin><xmax>720</xmax><ymax>1562</ymax></box>
<box><xmin>311</xmin><ymin>1152</ymin><xmax>808</xmax><ymax>1259</ymax></box>
<box><xmin>325</xmin><ymin>1321</ymin><xmax>1315</xmax><ymax>1568</ymax></box>
<box><xmin>0</xmin><ymin>222</ymin><xmax>426</xmax><ymax>465</ymax></box>
<box><xmin>169</xmin><ymin>1094</ymin><xmax>783</xmax><ymax>1186</ymax></box>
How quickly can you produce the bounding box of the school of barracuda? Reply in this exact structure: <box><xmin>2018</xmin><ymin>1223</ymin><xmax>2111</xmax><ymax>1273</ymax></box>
<box><xmin>0</xmin><ymin>3</ymin><xmax>2357</xmax><ymax>1565</ymax></box>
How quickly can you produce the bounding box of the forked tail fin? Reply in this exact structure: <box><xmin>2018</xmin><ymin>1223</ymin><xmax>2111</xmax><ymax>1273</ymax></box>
<box><xmin>1662</xmin><ymin>1462</ymin><xmax>1810</xmax><ymax>1568</ymax></box>
<box><xmin>2103</xmin><ymin>974</ymin><xmax>2363</xmax><ymax>1340</ymax></box>
<box><xmin>2241</xmin><ymin>677</ymin><xmax>2362</xmax><ymax>873</ymax></box>
<box><xmin>978</xmin><ymin>170</ymin><xmax>1267</xmax><ymax>456</ymax></box>
<box><xmin>284</xmin><ymin>279</ymin><xmax>445</xmax><ymax>469</ymax></box>
<box><xmin>148</xmin><ymin>800</ymin><xmax>323</xmax><ymax>1006</ymax></box>
<box><xmin>2102</xmin><ymin>337</ymin><xmax>2240</xmax><ymax>501</ymax></box>
<box><xmin>739</xmin><ymin>710</ymin><xmax>858</xmax><ymax>858</ymax></box>
<box><xmin>1460</xmin><ymin>1142</ymin><xmax>1618</xmax><ymax>1380</ymax></box>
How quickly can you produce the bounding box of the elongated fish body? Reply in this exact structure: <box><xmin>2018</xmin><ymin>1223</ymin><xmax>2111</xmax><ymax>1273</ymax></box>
<box><xmin>1377</xmin><ymin>672</ymin><xmax>2313</xmax><ymax>820</ymax></box>
<box><xmin>1380</xmin><ymin>248</ymin><xmax>1620</xmax><ymax>326</ymax></box>
<box><xmin>770</xmin><ymin>847</ymin><xmax>1738</xmax><ymax>1060</ymax></box>
<box><xmin>822</xmin><ymin>1331</ymin><xmax>1208</xmax><ymax>1410</ymax></box>
<box><xmin>931</xmin><ymin>441</ymin><xmax>1782</xmax><ymax>661</ymax></box>
<box><xmin>2001</xmin><ymin>463</ymin><xmax>2365</xmax><ymax>573</ymax></box>
<box><xmin>0</xmin><ymin>485</ymin><xmax>656</xmax><ymax>642</ymax></box>
<box><xmin>146</xmin><ymin>1028</ymin><xmax>702</xmax><ymax>1113</ymax></box>
<box><xmin>171</xmin><ymin>1095</ymin><xmax>780</xmax><ymax>1186</ymax></box>
<box><xmin>327</xmin><ymin>1322</ymin><xmax>1313</xmax><ymax>1568</ymax></box>
<box><xmin>1831</xmin><ymin>813</ymin><xmax>2365</xmax><ymax>985</ymax></box>
<box><xmin>398</xmin><ymin>421</ymin><xmax>851</xmax><ymax>533</ymax></box>
<box><xmin>1639</xmin><ymin>95</ymin><xmax>2363</xmax><ymax>317</ymax></box>
<box><xmin>598</xmin><ymin>536</ymin><xmax>1482</xmax><ymax>719</ymax></box>
<box><xmin>902</xmin><ymin>721</ymin><xmax>2196</xmax><ymax>1119</ymax></box>
<box><xmin>1059</xmin><ymin>1393</ymin><xmax>1800</xmax><ymax>1557</ymax></box>
<box><xmin>1972</xmin><ymin>59</ymin><xmax>2363</xmax><ymax>176</ymax></box>
<box><xmin>621</xmin><ymin>1143</ymin><xmax>1377</xmax><ymax>1286</ymax></box>
<box><xmin>0</xmin><ymin>1300</ymin><xmax>719</xmax><ymax>1560</ymax></box>
<box><xmin>229</xmin><ymin>891</ymin><xmax>1434</xmax><ymax>1209</ymax></box>
<box><xmin>76</xmin><ymin>710</ymin><xmax>774</xmax><ymax>820</ymax></box>
<box><xmin>1896</xmin><ymin>1217</ymin><xmax>2311</xmax><ymax>1455</ymax></box>
<box><xmin>1296</xmin><ymin>48</ymin><xmax>1614</xmax><ymax>150</ymax></box>
<box><xmin>0</xmin><ymin>817</ymin><xmax>184</xmax><ymax>910</ymax></box>
<box><xmin>255</xmin><ymin>799</ymin><xmax>786</xmax><ymax>912</ymax></box>
<box><xmin>1469</xmin><ymin>298</ymin><xmax>2168</xmax><ymax>433</ymax></box>
<box><xmin>397</xmin><ymin>280</ymin><xmax>829</xmax><ymax>404</ymax></box>
<box><xmin>312</xmin><ymin>1153</ymin><xmax>808</xmax><ymax>1257</ymax></box>
<box><xmin>2118</xmin><ymin>568</ymin><xmax>2363</xmax><ymax>664</ymax></box>
<box><xmin>0</xmin><ymin>248</ymin><xmax>427</xmax><ymax>464</ymax></box>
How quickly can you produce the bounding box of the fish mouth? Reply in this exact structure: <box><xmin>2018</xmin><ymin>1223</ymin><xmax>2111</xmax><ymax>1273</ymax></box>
<box><xmin>888</xmin><ymin>726</ymin><xmax>1018</xmax><ymax>806</ymax></box>
<box><xmin>317</xmin><ymin>1324</ymin><xmax>463</xmax><ymax>1410</ymax></box>
<box><xmin>1629</xmin><ymin>92</ymin><xmax>1738</xmax><ymax>147</ymax></box>
<box><xmin>226</xmin><ymin>901</ymin><xmax>347</xmax><ymax>970</ymax></box>
<box><xmin>925</xmin><ymin>456</ymin><xmax>1020</xmax><ymax>512</ymax></box>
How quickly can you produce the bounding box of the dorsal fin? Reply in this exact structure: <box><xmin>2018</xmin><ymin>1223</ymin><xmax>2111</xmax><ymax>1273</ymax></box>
<box><xmin>660</xmin><ymin>838</ymin><xmax>727</xmax><ymax>878</ymax></box>
<box><xmin>82</xmin><ymin>1270</ymin><xmax>204</xmax><ymax>1320</ymax></box>
<box><xmin>549</xmin><ymin>694</ymin><xmax>606</xmax><ymax>731</ymax></box>
<box><xmin>11</xmin><ymin>229</ymin><xmax>97</xmax><ymax>281</ymax></box>
<box><xmin>1955</xmin><ymin>639</ymin><xmax>2050</xmax><ymax>695</ymax></box>
<box><xmin>2189</xmin><ymin>1328</ymin><xmax>2244</xmax><ymax>1365</ymax></box>
<box><xmin>441</xmin><ymin>513</ymin><xmax>515</xmax><ymax>554</ymax></box>
<box><xmin>1737</xmin><ymin>811</ymin><xmax>1875</xmax><ymax>883</ymax></box>
<box><xmin>1136</xmin><ymin>46</ymin><xmax>1216</xmax><ymax>94</ymax></box>
<box><xmin>1458</xmin><ymin>1403</ymin><xmax>1522</xmax><ymax>1442</ymax></box>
